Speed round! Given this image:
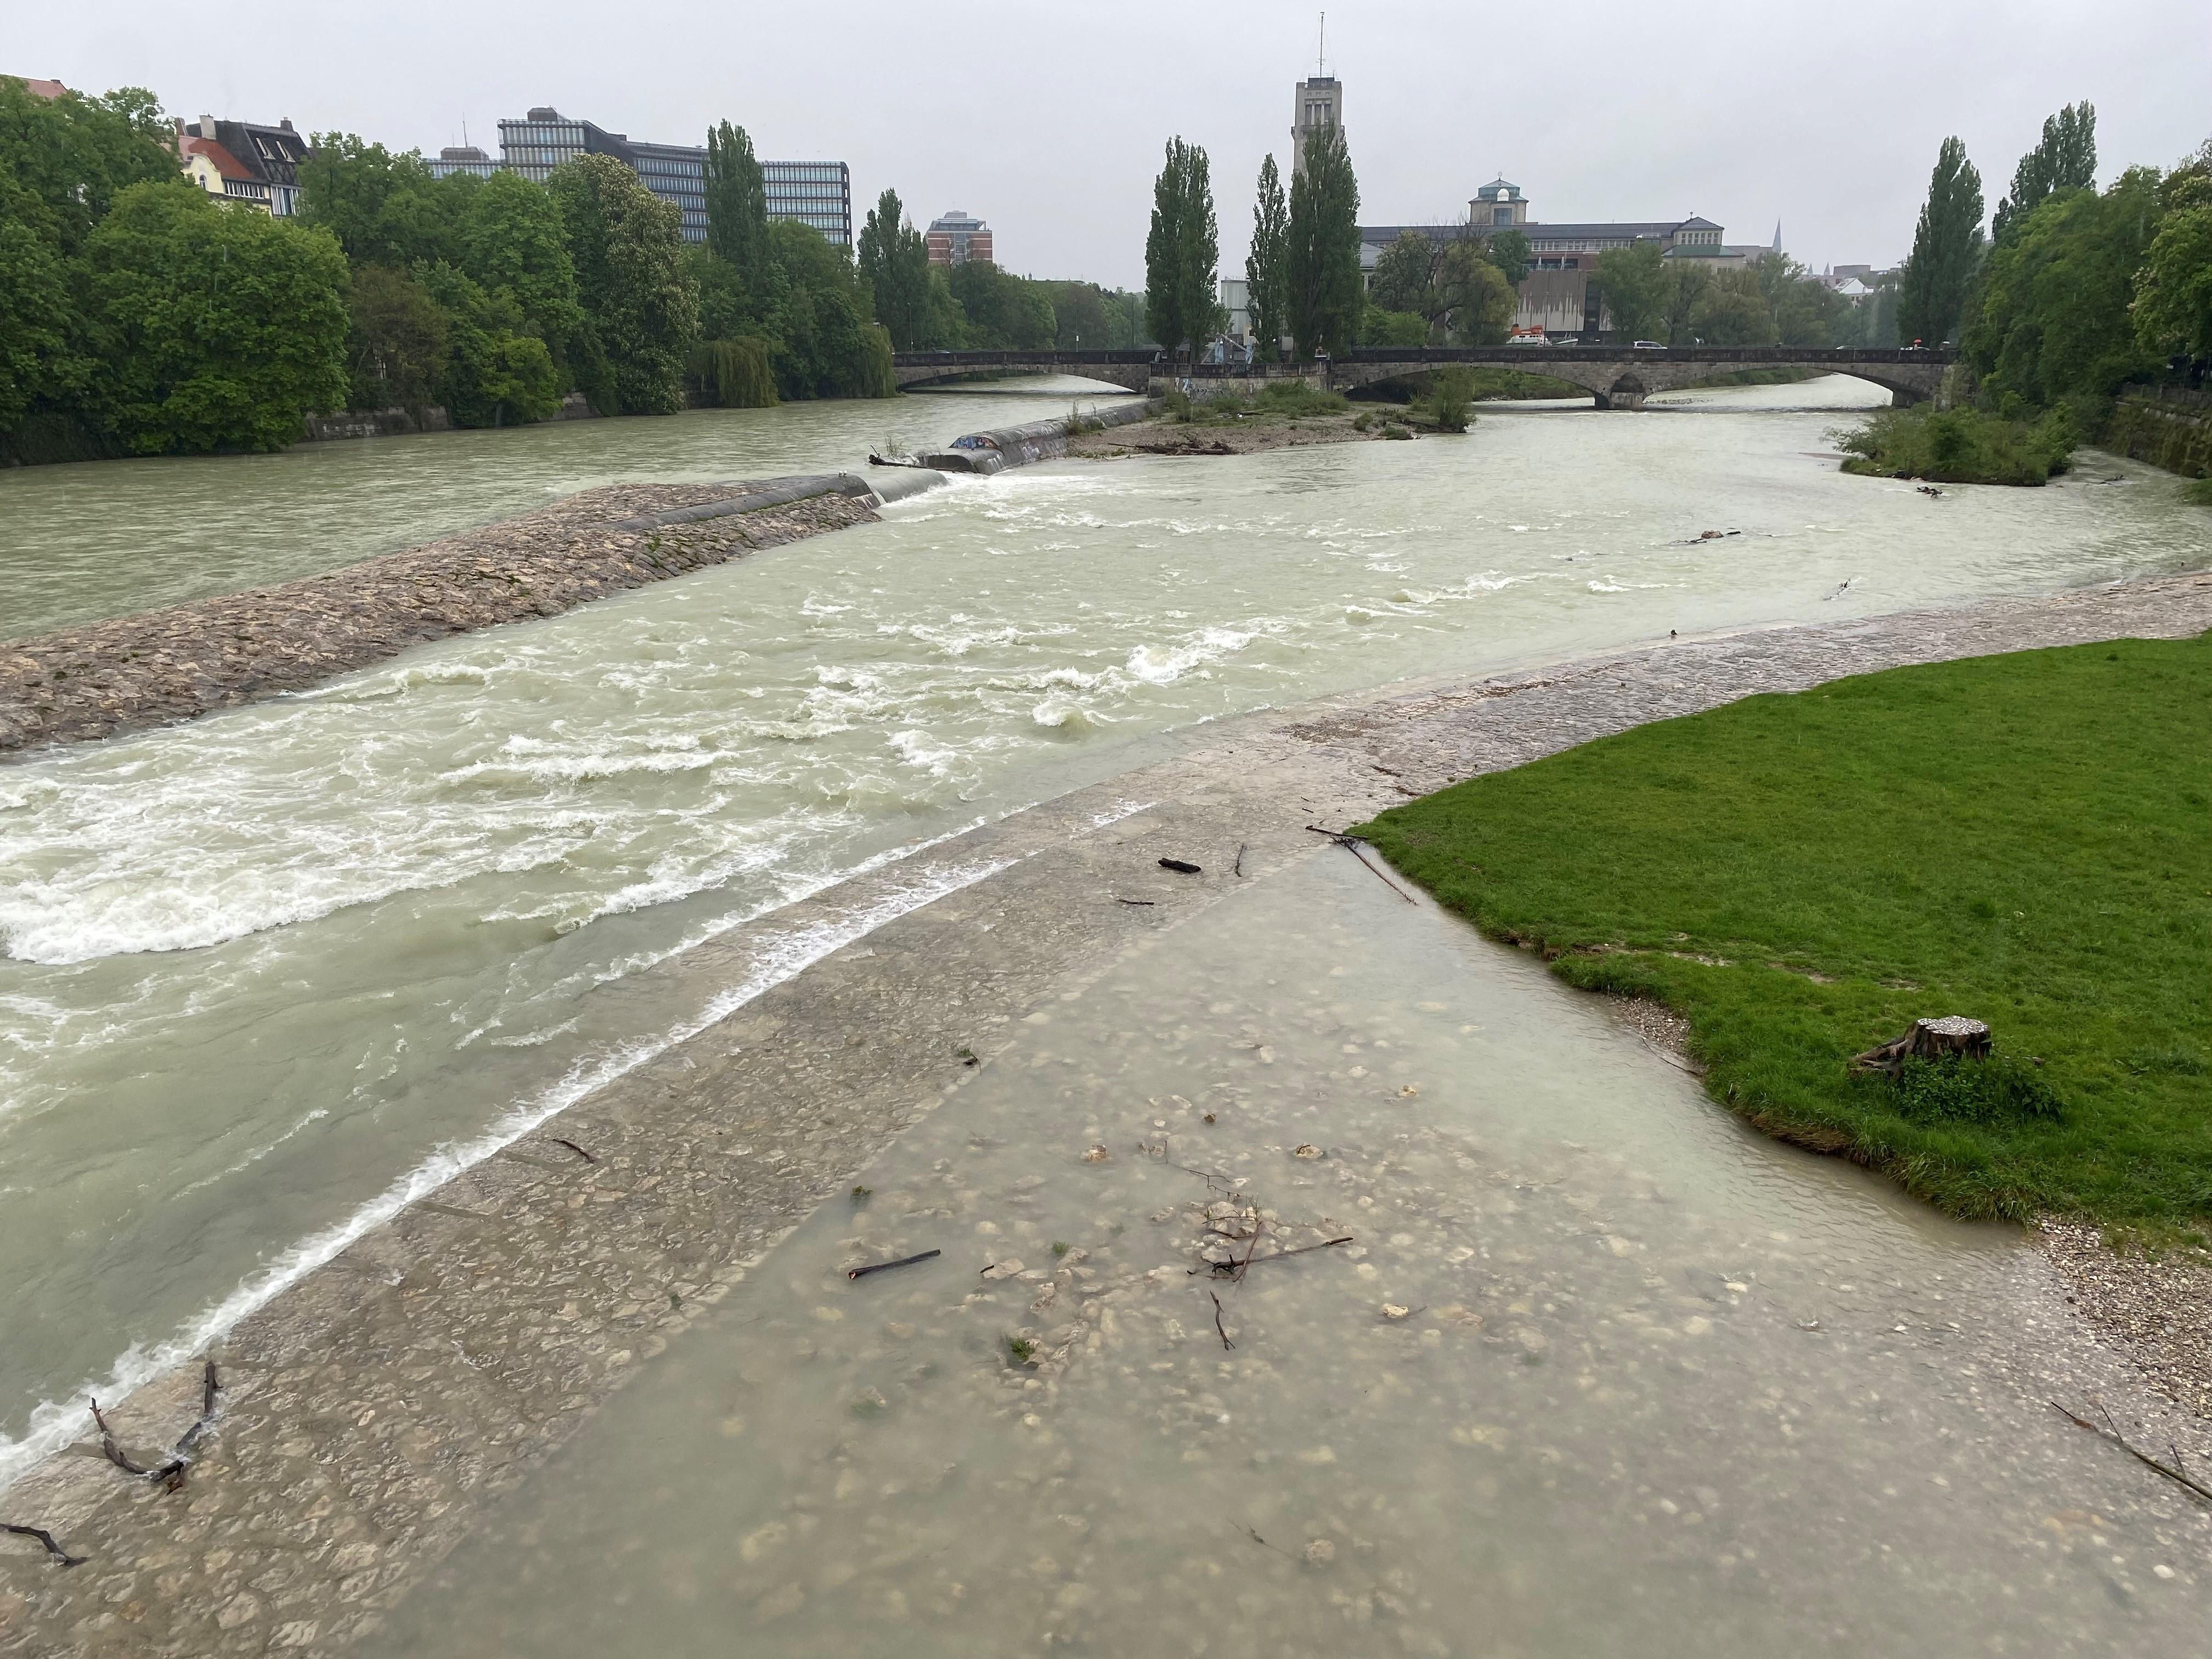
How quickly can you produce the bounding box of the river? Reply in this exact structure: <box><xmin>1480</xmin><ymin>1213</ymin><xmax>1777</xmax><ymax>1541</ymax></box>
<box><xmin>0</xmin><ymin>374</ymin><xmax>2202</xmax><ymax>1499</ymax></box>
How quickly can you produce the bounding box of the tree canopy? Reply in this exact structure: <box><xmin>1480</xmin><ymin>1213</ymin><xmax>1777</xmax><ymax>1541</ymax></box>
<box><xmin>1994</xmin><ymin>102</ymin><xmax>2097</xmax><ymax>242</ymax></box>
<box><xmin>549</xmin><ymin>153</ymin><xmax>697</xmax><ymax>415</ymax></box>
<box><xmin>1898</xmin><ymin>136</ymin><xmax>1984</xmax><ymax>346</ymax></box>
<box><xmin>1146</xmin><ymin>137</ymin><xmax>1221</xmax><ymax>358</ymax></box>
<box><xmin>1285</xmin><ymin>123</ymin><xmax>1362</xmax><ymax>357</ymax></box>
<box><xmin>1244</xmin><ymin>154</ymin><xmax>1289</xmax><ymax>359</ymax></box>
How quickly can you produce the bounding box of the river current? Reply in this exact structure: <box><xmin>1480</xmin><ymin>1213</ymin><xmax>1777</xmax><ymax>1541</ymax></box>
<box><xmin>0</xmin><ymin>376</ymin><xmax>2202</xmax><ymax>1491</ymax></box>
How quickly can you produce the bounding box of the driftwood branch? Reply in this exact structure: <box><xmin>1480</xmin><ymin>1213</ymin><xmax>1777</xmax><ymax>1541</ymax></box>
<box><xmin>550</xmin><ymin>1137</ymin><xmax>598</xmax><ymax>1165</ymax></box>
<box><xmin>2049</xmin><ymin>1400</ymin><xmax>2212</xmax><ymax>1505</ymax></box>
<box><xmin>91</xmin><ymin>1361</ymin><xmax>221</xmax><ymax>1493</ymax></box>
<box><xmin>1210</xmin><ymin>1291</ymin><xmax>1235</xmax><ymax>1350</ymax></box>
<box><xmin>847</xmin><ymin>1249</ymin><xmax>941</xmax><ymax>1282</ymax></box>
<box><xmin>1</xmin><ymin>1523</ymin><xmax>86</xmax><ymax>1567</ymax></box>
<box><xmin>1303</xmin><ymin>826</ymin><xmax>1415</xmax><ymax>904</ymax></box>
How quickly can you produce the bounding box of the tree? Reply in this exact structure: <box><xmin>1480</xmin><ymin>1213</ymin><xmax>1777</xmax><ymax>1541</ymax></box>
<box><xmin>1753</xmin><ymin>251</ymin><xmax>1845</xmax><ymax>346</ymax></box>
<box><xmin>1898</xmin><ymin>137</ymin><xmax>1984</xmax><ymax>346</ymax></box>
<box><xmin>415</xmin><ymin>261</ymin><xmax>563</xmax><ymax>427</ymax></box>
<box><xmin>1245</xmin><ymin>154</ymin><xmax>1289</xmax><ymax>360</ymax></box>
<box><xmin>549</xmin><ymin>153</ymin><xmax>698</xmax><ymax>415</ymax></box>
<box><xmin>1044</xmin><ymin>280</ymin><xmax>1109</xmax><ymax>348</ymax></box>
<box><xmin>1657</xmin><ymin>260</ymin><xmax>1712</xmax><ymax>345</ymax></box>
<box><xmin>1965</xmin><ymin>168</ymin><xmax>2164</xmax><ymax>412</ymax></box>
<box><xmin>1689</xmin><ymin>267</ymin><xmax>1776</xmax><ymax>346</ymax></box>
<box><xmin>947</xmin><ymin>260</ymin><xmax>1056</xmax><ymax>349</ymax></box>
<box><xmin>344</xmin><ymin>264</ymin><xmax>448</xmax><ymax>412</ymax></box>
<box><xmin>1439</xmin><ymin>242</ymin><xmax>1515</xmax><ymax>343</ymax></box>
<box><xmin>1994</xmin><ymin>103</ymin><xmax>2096</xmax><ymax>242</ymax></box>
<box><xmin>84</xmin><ymin>182</ymin><xmax>350</xmax><ymax>453</ymax></box>
<box><xmin>0</xmin><ymin>78</ymin><xmax>176</xmax><ymax>254</ymax></box>
<box><xmin>1594</xmin><ymin>240</ymin><xmax>1668</xmax><ymax>341</ymax></box>
<box><xmin>857</xmin><ymin>188</ymin><xmax>936</xmax><ymax>350</ymax></box>
<box><xmin>2133</xmin><ymin>201</ymin><xmax>2212</xmax><ymax>360</ymax></box>
<box><xmin>704</xmin><ymin>121</ymin><xmax>770</xmax><ymax>292</ymax></box>
<box><xmin>1487</xmin><ymin>227</ymin><xmax>1532</xmax><ymax>290</ymax></box>
<box><xmin>1369</xmin><ymin>230</ymin><xmax>1436</xmax><ymax>317</ymax></box>
<box><xmin>298</xmin><ymin>135</ymin><xmax>473</xmax><ymax>269</ymax></box>
<box><xmin>1361</xmin><ymin>306</ymin><xmax>1427</xmax><ymax>347</ymax></box>
<box><xmin>1285</xmin><ymin>123</ymin><xmax>1362</xmax><ymax>357</ymax></box>
<box><xmin>1145</xmin><ymin>137</ymin><xmax>1221</xmax><ymax>359</ymax></box>
<box><xmin>461</xmin><ymin>170</ymin><xmax>583</xmax><ymax>370</ymax></box>
<box><xmin>757</xmin><ymin>218</ymin><xmax>893</xmax><ymax>398</ymax></box>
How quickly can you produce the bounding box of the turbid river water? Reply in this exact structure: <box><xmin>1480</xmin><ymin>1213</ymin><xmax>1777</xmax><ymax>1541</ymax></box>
<box><xmin>369</xmin><ymin>848</ymin><xmax>2210</xmax><ymax>1657</ymax></box>
<box><xmin>0</xmin><ymin>375</ymin><xmax>2204</xmax><ymax>1511</ymax></box>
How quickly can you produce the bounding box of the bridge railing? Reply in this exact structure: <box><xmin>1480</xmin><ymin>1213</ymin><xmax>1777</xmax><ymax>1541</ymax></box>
<box><xmin>890</xmin><ymin>349</ymin><xmax>1161</xmax><ymax>368</ymax></box>
<box><xmin>1338</xmin><ymin>345</ymin><xmax>1955</xmax><ymax>365</ymax></box>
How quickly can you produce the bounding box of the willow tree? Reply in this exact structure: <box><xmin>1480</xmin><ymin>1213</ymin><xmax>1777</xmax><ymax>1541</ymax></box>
<box><xmin>1244</xmin><ymin>154</ymin><xmax>1289</xmax><ymax>359</ymax></box>
<box><xmin>1144</xmin><ymin>137</ymin><xmax>1222</xmax><ymax>359</ymax></box>
<box><xmin>1285</xmin><ymin>123</ymin><xmax>1361</xmax><ymax>358</ymax></box>
<box><xmin>1897</xmin><ymin>136</ymin><xmax>1984</xmax><ymax>346</ymax></box>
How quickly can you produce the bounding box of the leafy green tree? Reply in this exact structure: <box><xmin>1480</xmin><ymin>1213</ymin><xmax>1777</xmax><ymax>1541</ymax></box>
<box><xmin>1656</xmin><ymin>259</ymin><xmax>1712</xmax><ymax>345</ymax></box>
<box><xmin>298</xmin><ymin>135</ymin><xmax>475</xmax><ymax>269</ymax></box>
<box><xmin>857</xmin><ymin>188</ymin><xmax>937</xmax><ymax>349</ymax></box>
<box><xmin>1993</xmin><ymin>103</ymin><xmax>2096</xmax><ymax>242</ymax></box>
<box><xmin>1285</xmin><ymin>123</ymin><xmax>1361</xmax><ymax>357</ymax></box>
<box><xmin>415</xmin><ymin>261</ymin><xmax>562</xmax><ymax>426</ymax></box>
<box><xmin>1145</xmin><ymin>137</ymin><xmax>1222</xmax><ymax>358</ymax></box>
<box><xmin>1965</xmin><ymin>168</ymin><xmax>2164</xmax><ymax>413</ymax></box>
<box><xmin>461</xmin><ymin>170</ymin><xmax>583</xmax><ymax>370</ymax></box>
<box><xmin>84</xmin><ymin>182</ymin><xmax>350</xmax><ymax>453</ymax></box>
<box><xmin>1441</xmin><ymin>242</ymin><xmax>1515</xmax><ymax>343</ymax></box>
<box><xmin>704</xmin><ymin>121</ymin><xmax>771</xmax><ymax>293</ymax></box>
<box><xmin>1244</xmin><ymin>154</ymin><xmax>1289</xmax><ymax>360</ymax></box>
<box><xmin>1369</xmin><ymin>230</ymin><xmax>1436</xmax><ymax>317</ymax></box>
<box><xmin>1753</xmin><ymin>252</ymin><xmax>1844</xmax><ymax>346</ymax></box>
<box><xmin>2133</xmin><ymin>200</ymin><xmax>2212</xmax><ymax>360</ymax></box>
<box><xmin>1898</xmin><ymin>137</ymin><xmax>1984</xmax><ymax>345</ymax></box>
<box><xmin>549</xmin><ymin>153</ymin><xmax>697</xmax><ymax>415</ymax></box>
<box><xmin>1044</xmin><ymin>280</ymin><xmax>1109</xmax><ymax>348</ymax></box>
<box><xmin>0</xmin><ymin>78</ymin><xmax>175</xmax><ymax>253</ymax></box>
<box><xmin>758</xmin><ymin>218</ymin><xmax>893</xmax><ymax>398</ymax></box>
<box><xmin>343</xmin><ymin>264</ymin><xmax>448</xmax><ymax>411</ymax></box>
<box><xmin>1593</xmin><ymin>240</ymin><xmax>1667</xmax><ymax>340</ymax></box>
<box><xmin>0</xmin><ymin>176</ymin><xmax>76</xmax><ymax>433</ymax></box>
<box><xmin>1689</xmin><ymin>267</ymin><xmax>1777</xmax><ymax>345</ymax></box>
<box><xmin>947</xmin><ymin>260</ymin><xmax>1056</xmax><ymax>349</ymax></box>
<box><xmin>1361</xmin><ymin>306</ymin><xmax>1427</xmax><ymax>347</ymax></box>
<box><xmin>1486</xmin><ymin>227</ymin><xmax>1532</xmax><ymax>290</ymax></box>
<box><xmin>1101</xmin><ymin>287</ymin><xmax>1149</xmax><ymax>348</ymax></box>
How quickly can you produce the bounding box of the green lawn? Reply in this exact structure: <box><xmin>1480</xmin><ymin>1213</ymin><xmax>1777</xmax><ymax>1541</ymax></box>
<box><xmin>1355</xmin><ymin>636</ymin><xmax>2212</xmax><ymax>1233</ymax></box>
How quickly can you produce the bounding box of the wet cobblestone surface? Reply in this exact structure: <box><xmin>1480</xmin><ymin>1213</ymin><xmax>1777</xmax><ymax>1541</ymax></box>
<box><xmin>1</xmin><ymin>567</ymin><xmax>2207</xmax><ymax>1655</ymax></box>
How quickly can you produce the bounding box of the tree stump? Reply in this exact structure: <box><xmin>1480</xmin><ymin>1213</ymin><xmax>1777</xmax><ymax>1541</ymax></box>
<box><xmin>1850</xmin><ymin>1016</ymin><xmax>1992</xmax><ymax>1075</ymax></box>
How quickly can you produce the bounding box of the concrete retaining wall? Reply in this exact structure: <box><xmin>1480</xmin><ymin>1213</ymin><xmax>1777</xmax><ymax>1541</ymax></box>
<box><xmin>918</xmin><ymin>399</ymin><xmax>1160</xmax><ymax>473</ymax></box>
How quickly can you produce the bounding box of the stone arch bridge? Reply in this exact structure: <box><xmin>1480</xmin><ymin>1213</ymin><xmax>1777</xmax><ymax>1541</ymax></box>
<box><xmin>889</xmin><ymin>346</ymin><xmax>1952</xmax><ymax>410</ymax></box>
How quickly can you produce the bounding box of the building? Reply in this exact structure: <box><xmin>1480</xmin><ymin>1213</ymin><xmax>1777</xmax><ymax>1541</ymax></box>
<box><xmin>1361</xmin><ymin>176</ymin><xmax>1773</xmax><ymax>335</ymax></box>
<box><xmin>1219</xmin><ymin>277</ymin><xmax>1252</xmax><ymax>346</ymax></box>
<box><xmin>926</xmin><ymin>210</ymin><xmax>991</xmax><ymax>267</ymax></box>
<box><xmin>1290</xmin><ymin>74</ymin><xmax>1342</xmax><ymax>174</ymax></box>
<box><xmin>173</xmin><ymin>114</ymin><xmax>311</xmax><ymax>216</ymax></box>
<box><xmin>11</xmin><ymin>76</ymin><xmax>67</xmax><ymax>99</ymax></box>
<box><xmin>433</xmin><ymin>108</ymin><xmax>853</xmax><ymax>247</ymax></box>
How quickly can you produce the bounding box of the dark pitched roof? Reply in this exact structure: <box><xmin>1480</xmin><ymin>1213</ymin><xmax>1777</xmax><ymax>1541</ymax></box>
<box><xmin>210</xmin><ymin>120</ymin><xmax>309</xmax><ymax>188</ymax></box>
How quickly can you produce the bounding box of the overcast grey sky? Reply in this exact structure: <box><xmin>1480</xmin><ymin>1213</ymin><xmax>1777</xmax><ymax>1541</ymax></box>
<box><xmin>14</xmin><ymin>0</ymin><xmax>2210</xmax><ymax>283</ymax></box>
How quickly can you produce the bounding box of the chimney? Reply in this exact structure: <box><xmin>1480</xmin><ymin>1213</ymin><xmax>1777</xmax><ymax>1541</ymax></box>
<box><xmin>279</xmin><ymin>117</ymin><xmax>293</xmax><ymax>131</ymax></box>
<box><xmin>199</xmin><ymin>114</ymin><xmax>218</xmax><ymax>139</ymax></box>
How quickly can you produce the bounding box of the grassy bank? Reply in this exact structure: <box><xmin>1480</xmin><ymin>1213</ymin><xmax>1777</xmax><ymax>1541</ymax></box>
<box><xmin>1355</xmin><ymin>637</ymin><xmax>2212</xmax><ymax>1233</ymax></box>
<box><xmin>1838</xmin><ymin>405</ymin><xmax>2075</xmax><ymax>485</ymax></box>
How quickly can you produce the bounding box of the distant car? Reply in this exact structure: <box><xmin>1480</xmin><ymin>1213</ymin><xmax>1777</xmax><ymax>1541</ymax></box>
<box><xmin>1506</xmin><ymin>334</ymin><xmax>1548</xmax><ymax>346</ymax></box>
<box><xmin>1633</xmin><ymin>340</ymin><xmax>1666</xmax><ymax>349</ymax></box>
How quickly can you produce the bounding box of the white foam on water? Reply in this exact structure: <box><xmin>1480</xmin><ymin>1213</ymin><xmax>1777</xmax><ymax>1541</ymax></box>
<box><xmin>0</xmin><ymin>853</ymin><xmax>1011</xmax><ymax>1496</ymax></box>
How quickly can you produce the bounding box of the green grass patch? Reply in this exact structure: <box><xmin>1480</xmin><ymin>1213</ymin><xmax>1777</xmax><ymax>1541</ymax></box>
<box><xmin>2185</xmin><ymin>476</ymin><xmax>2212</xmax><ymax>507</ymax></box>
<box><xmin>1353</xmin><ymin>636</ymin><xmax>2212</xmax><ymax>1232</ymax></box>
<box><xmin>1836</xmin><ymin>405</ymin><xmax>2075</xmax><ymax>486</ymax></box>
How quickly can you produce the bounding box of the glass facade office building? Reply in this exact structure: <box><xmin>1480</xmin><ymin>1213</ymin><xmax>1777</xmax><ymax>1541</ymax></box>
<box><xmin>443</xmin><ymin>109</ymin><xmax>849</xmax><ymax>247</ymax></box>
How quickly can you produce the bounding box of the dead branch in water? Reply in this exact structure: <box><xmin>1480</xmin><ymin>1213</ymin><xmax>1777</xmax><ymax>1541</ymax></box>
<box><xmin>2048</xmin><ymin>1400</ymin><xmax>2212</xmax><ymax>1505</ymax></box>
<box><xmin>847</xmin><ymin>1250</ymin><xmax>941</xmax><ymax>1282</ymax></box>
<box><xmin>1233</xmin><ymin>842</ymin><xmax>1248</xmax><ymax>877</ymax></box>
<box><xmin>1303</xmin><ymin>826</ymin><xmax>1415</xmax><ymax>904</ymax></box>
<box><xmin>1</xmin><ymin>1523</ymin><xmax>86</xmax><ymax>1567</ymax></box>
<box><xmin>1210</xmin><ymin>1291</ymin><xmax>1235</xmax><ymax>1350</ymax></box>
<box><xmin>550</xmin><ymin>1137</ymin><xmax>599</xmax><ymax>1164</ymax></box>
<box><xmin>92</xmin><ymin>1361</ymin><xmax>220</xmax><ymax>1493</ymax></box>
<box><xmin>1194</xmin><ymin>1235</ymin><xmax>1356</xmax><ymax>1276</ymax></box>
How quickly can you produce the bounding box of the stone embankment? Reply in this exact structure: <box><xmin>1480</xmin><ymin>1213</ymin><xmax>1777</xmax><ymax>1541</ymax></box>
<box><xmin>3</xmin><ymin>566</ymin><xmax>2209</xmax><ymax>1657</ymax></box>
<box><xmin>0</xmin><ymin>477</ymin><xmax>891</xmax><ymax>758</ymax></box>
<box><xmin>2104</xmin><ymin>386</ymin><xmax>2212</xmax><ymax>480</ymax></box>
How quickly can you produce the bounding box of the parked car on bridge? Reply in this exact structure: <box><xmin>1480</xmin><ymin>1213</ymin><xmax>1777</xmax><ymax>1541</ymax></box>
<box><xmin>1507</xmin><ymin>334</ymin><xmax>1550</xmax><ymax>346</ymax></box>
<box><xmin>1633</xmin><ymin>340</ymin><xmax>1666</xmax><ymax>349</ymax></box>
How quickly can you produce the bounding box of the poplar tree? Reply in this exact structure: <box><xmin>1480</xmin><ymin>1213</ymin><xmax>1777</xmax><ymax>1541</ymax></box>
<box><xmin>704</xmin><ymin>121</ymin><xmax>770</xmax><ymax>290</ymax></box>
<box><xmin>1285</xmin><ymin>123</ymin><xmax>1362</xmax><ymax>358</ymax></box>
<box><xmin>1244</xmin><ymin>154</ymin><xmax>1289</xmax><ymax>360</ymax></box>
<box><xmin>1993</xmin><ymin>103</ymin><xmax>2097</xmax><ymax>242</ymax></box>
<box><xmin>1144</xmin><ymin>137</ymin><xmax>1222</xmax><ymax>360</ymax></box>
<box><xmin>1897</xmin><ymin>136</ymin><xmax>1984</xmax><ymax>346</ymax></box>
<box><xmin>857</xmin><ymin>187</ymin><xmax>935</xmax><ymax>350</ymax></box>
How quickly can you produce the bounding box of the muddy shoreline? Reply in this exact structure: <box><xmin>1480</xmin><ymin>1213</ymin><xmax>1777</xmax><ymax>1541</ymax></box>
<box><xmin>1066</xmin><ymin>412</ymin><xmax>1390</xmax><ymax>460</ymax></box>
<box><xmin>3</xmin><ymin>567</ymin><xmax>2209</xmax><ymax>1655</ymax></box>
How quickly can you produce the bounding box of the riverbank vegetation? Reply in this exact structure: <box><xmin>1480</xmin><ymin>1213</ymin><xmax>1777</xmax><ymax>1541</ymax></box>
<box><xmin>1836</xmin><ymin>404</ymin><xmax>2076</xmax><ymax>484</ymax></box>
<box><xmin>1356</xmin><ymin>637</ymin><xmax>2212</xmax><ymax>1233</ymax></box>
